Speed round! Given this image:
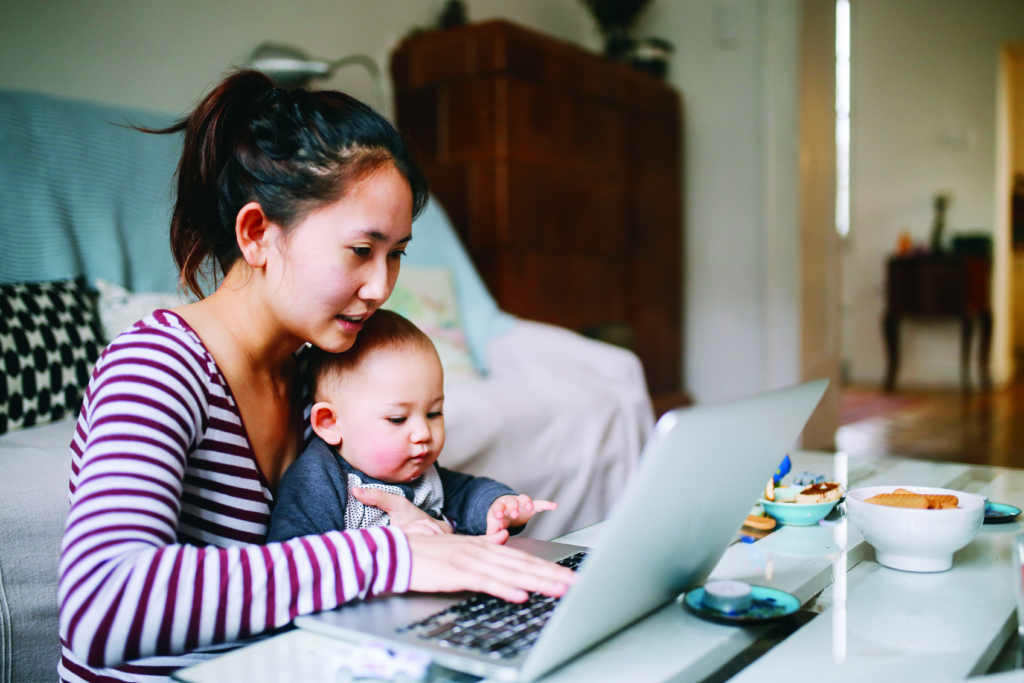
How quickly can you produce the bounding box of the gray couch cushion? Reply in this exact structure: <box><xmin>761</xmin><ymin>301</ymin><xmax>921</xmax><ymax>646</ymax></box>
<box><xmin>0</xmin><ymin>418</ymin><xmax>75</xmax><ymax>683</ymax></box>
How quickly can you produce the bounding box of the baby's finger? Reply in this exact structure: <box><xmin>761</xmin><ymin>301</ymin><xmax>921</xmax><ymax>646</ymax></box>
<box><xmin>532</xmin><ymin>500</ymin><xmax>558</xmax><ymax>511</ymax></box>
<box><xmin>482</xmin><ymin>529</ymin><xmax>510</xmax><ymax>545</ymax></box>
<box><xmin>485</xmin><ymin>508</ymin><xmax>506</xmax><ymax>536</ymax></box>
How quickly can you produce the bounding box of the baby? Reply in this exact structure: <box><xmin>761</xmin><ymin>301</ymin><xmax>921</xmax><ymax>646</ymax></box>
<box><xmin>268</xmin><ymin>309</ymin><xmax>555</xmax><ymax>542</ymax></box>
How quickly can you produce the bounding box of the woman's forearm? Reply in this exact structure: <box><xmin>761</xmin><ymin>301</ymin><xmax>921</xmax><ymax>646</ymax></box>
<box><xmin>59</xmin><ymin>521</ymin><xmax>409</xmax><ymax>668</ymax></box>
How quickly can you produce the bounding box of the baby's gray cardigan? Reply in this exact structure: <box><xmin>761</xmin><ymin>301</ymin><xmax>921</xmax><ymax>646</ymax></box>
<box><xmin>268</xmin><ymin>436</ymin><xmax>519</xmax><ymax>542</ymax></box>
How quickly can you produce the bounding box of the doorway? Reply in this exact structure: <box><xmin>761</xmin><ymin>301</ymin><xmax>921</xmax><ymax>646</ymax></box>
<box><xmin>1002</xmin><ymin>44</ymin><xmax>1024</xmax><ymax>379</ymax></box>
<box><xmin>836</xmin><ymin>41</ymin><xmax>1024</xmax><ymax>467</ymax></box>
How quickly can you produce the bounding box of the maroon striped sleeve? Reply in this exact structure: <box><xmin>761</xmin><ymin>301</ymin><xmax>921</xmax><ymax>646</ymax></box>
<box><xmin>60</xmin><ymin>315</ymin><xmax>411</xmax><ymax>681</ymax></box>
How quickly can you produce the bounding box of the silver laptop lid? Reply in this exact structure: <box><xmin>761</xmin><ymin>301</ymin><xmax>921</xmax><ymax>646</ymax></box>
<box><xmin>520</xmin><ymin>379</ymin><xmax>828</xmax><ymax>681</ymax></box>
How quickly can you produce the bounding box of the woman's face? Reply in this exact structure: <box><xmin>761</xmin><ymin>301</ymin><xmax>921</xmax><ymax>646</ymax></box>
<box><xmin>265</xmin><ymin>163</ymin><xmax>414</xmax><ymax>352</ymax></box>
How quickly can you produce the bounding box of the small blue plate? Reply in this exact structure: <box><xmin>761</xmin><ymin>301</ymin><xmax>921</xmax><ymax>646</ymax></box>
<box><xmin>984</xmin><ymin>502</ymin><xmax>1022</xmax><ymax>524</ymax></box>
<box><xmin>684</xmin><ymin>585</ymin><xmax>800</xmax><ymax>624</ymax></box>
<box><xmin>758</xmin><ymin>495</ymin><xmax>839</xmax><ymax>526</ymax></box>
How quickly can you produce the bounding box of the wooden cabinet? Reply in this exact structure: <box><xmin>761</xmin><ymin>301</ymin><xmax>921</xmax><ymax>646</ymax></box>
<box><xmin>391</xmin><ymin>20</ymin><xmax>683</xmax><ymax>394</ymax></box>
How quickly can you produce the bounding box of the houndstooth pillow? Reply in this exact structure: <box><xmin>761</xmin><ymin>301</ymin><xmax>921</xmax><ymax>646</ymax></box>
<box><xmin>0</xmin><ymin>278</ymin><xmax>104</xmax><ymax>434</ymax></box>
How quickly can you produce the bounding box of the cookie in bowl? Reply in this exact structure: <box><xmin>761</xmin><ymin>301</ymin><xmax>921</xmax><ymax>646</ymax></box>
<box><xmin>847</xmin><ymin>485</ymin><xmax>984</xmax><ymax>572</ymax></box>
<box><xmin>759</xmin><ymin>482</ymin><xmax>844</xmax><ymax>526</ymax></box>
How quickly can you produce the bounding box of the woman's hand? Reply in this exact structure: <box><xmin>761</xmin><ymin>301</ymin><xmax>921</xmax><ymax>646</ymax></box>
<box><xmin>486</xmin><ymin>494</ymin><xmax>558</xmax><ymax>536</ymax></box>
<box><xmin>406</xmin><ymin>532</ymin><xmax>577</xmax><ymax>603</ymax></box>
<box><xmin>351</xmin><ymin>487</ymin><xmax>453</xmax><ymax>535</ymax></box>
<box><xmin>402</xmin><ymin>519</ymin><xmax>453</xmax><ymax>536</ymax></box>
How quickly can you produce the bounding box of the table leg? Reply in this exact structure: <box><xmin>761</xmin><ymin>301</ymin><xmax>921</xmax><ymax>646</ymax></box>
<box><xmin>979</xmin><ymin>309</ymin><xmax>993</xmax><ymax>391</ymax></box>
<box><xmin>883</xmin><ymin>312</ymin><xmax>899</xmax><ymax>392</ymax></box>
<box><xmin>961</xmin><ymin>316</ymin><xmax>974</xmax><ymax>392</ymax></box>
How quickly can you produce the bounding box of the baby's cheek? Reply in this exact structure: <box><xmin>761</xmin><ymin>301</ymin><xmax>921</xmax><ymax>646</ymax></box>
<box><xmin>366</xmin><ymin>444</ymin><xmax>416</xmax><ymax>479</ymax></box>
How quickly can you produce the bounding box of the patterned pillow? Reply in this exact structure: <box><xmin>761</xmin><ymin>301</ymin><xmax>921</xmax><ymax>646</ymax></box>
<box><xmin>94</xmin><ymin>278</ymin><xmax>193</xmax><ymax>340</ymax></box>
<box><xmin>0</xmin><ymin>278</ymin><xmax>104</xmax><ymax>434</ymax></box>
<box><xmin>382</xmin><ymin>266</ymin><xmax>479</xmax><ymax>381</ymax></box>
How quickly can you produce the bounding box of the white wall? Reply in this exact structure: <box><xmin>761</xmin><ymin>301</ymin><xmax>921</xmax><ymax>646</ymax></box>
<box><xmin>0</xmin><ymin>0</ymin><xmax>600</xmax><ymax>117</ymax></box>
<box><xmin>843</xmin><ymin>0</ymin><xmax>1024</xmax><ymax>388</ymax></box>
<box><xmin>637</xmin><ymin>1</ymin><xmax>806</xmax><ymax>402</ymax></box>
<box><xmin>0</xmin><ymin>0</ymin><xmax>811</xmax><ymax>404</ymax></box>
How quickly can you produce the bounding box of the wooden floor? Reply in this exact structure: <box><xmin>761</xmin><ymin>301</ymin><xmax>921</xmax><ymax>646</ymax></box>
<box><xmin>836</xmin><ymin>384</ymin><xmax>1024</xmax><ymax>469</ymax></box>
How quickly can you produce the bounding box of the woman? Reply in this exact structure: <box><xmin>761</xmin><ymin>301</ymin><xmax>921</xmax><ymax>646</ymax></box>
<box><xmin>57</xmin><ymin>71</ymin><xmax>575</xmax><ymax>682</ymax></box>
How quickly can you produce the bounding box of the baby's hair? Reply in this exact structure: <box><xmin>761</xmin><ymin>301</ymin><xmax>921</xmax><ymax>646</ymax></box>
<box><xmin>308</xmin><ymin>309</ymin><xmax>436</xmax><ymax>401</ymax></box>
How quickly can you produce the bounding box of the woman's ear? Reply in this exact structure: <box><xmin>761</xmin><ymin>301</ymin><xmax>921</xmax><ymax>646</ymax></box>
<box><xmin>310</xmin><ymin>401</ymin><xmax>343</xmax><ymax>446</ymax></box>
<box><xmin>235</xmin><ymin>202</ymin><xmax>274</xmax><ymax>268</ymax></box>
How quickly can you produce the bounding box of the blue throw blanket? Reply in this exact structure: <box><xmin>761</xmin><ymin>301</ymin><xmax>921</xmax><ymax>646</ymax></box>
<box><xmin>0</xmin><ymin>89</ymin><xmax>514</xmax><ymax>371</ymax></box>
<box><xmin>0</xmin><ymin>90</ymin><xmax>182</xmax><ymax>292</ymax></box>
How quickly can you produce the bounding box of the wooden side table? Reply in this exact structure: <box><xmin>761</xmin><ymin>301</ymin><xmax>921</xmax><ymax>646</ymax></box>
<box><xmin>882</xmin><ymin>255</ymin><xmax>992</xmax><ymax>392</ymax></box>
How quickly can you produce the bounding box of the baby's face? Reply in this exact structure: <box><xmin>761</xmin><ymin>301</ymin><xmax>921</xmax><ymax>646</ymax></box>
<box><xmin>327</xmin><ymin>345</ymin><xmax>445</xmax><ymax>483</ymax></box>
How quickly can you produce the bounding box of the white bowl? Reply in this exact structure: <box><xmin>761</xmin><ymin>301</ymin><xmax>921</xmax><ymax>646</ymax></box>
<box><xmin>846</xmin><ymin>486</ymin><xmax>985</xmax><ymax>572</ymax></box>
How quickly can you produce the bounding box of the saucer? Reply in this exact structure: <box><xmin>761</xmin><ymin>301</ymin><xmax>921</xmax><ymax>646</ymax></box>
<box><xmin>984</xmin><ymin>502</ymin><xmax>1022</xmax><ymax>524</ymax></box>
<box><xmin>684</xmin><ymin>586</ymin><xmax>800</xmax><ymax>624</ymax></box>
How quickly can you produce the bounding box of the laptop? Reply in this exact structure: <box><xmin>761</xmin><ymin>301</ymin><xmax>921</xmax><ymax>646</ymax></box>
<box><xmin>295</xmin><ymin>379</ymin><xmax>828</xmax><ymax>682</ymax></box>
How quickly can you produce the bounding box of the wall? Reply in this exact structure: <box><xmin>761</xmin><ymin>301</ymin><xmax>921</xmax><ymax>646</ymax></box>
<box><xmin>798</xmin><ymin>0</ymin><xmax>842</xmax><ymax>448</ymax></box>
<box><xmin>638</xmin><ymin>1</ymin><xmax>822</xmax><ymax>404</ymax></box>
<box><xmin>0</xmin><ymin>0</ymin><xmax>817</xmax><ymax>406</ymax></box>
<box><xmin>0</xmin><ymin>0</ymin><xmax>599</xmax><ymax>118</ymax></box>
<box><xmin>843</xmin><ymin>0</ymin><xmax>1024</xmax><ymax>388</ymax></box>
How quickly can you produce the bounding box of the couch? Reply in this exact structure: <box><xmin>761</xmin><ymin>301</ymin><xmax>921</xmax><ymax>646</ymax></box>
<box><xmin>0</xmin><ymin>89</ymin><xmax>654</xmax><ymax>682</ymax></box>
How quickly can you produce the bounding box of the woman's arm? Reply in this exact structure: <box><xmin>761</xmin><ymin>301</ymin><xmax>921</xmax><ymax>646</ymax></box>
<box><xmin>59</xmin><ymin>333</ymin><xmax>410</xmax><ymax>669</ymax></box>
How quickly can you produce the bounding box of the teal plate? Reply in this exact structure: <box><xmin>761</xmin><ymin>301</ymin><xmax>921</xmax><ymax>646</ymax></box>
<box><xmin>984</xmin><ymin>502</ymin><xmax>1022</xmax><ymax>524</ymax></box>
<box><xmin>684</xmin><ymin>586</ymin><xmax>800</xmax><ymax>625</ymax></box>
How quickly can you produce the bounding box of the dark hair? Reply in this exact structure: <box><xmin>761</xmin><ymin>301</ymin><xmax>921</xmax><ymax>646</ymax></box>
<box><xmin>143</xmin><ymin>70</ymin><xmax>428</xmax><ymax>298</ymax></box>
<box><xmin>308</xmin><ymin>309</ymin><xmax>436</xmax><ymax>401</ymax></box>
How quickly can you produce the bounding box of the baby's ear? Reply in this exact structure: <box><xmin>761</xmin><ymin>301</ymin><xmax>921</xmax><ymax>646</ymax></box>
<box><xmin>310</xmin><ymin>401</ymin><xmax>343</xmax><ymax>446</ymax></box>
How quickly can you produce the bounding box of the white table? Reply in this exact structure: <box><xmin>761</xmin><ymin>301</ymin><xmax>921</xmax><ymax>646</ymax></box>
<box><xmin>175</xmin><ymin>451</ymin><xmax>1023</xmax><ymax>683</ymax></box>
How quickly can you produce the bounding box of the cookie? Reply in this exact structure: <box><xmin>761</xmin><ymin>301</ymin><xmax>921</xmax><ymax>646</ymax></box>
<box><xmin>765</xmin><ymin>477</ymin><xmax>775</xmax><ymax>502</ymax></box>
<box><xmin>925</xmin><ymin>494</ymin><xmax>959</xmax><ymax>509</ymax></box>
<box><xmin>795</xmin><ymin>482</ymin><xmax>843</xmax><ymax>504</ymax></box>
<box><xmin>864</xmin><ymin>493</ymin><xmax>929</xmax><ymax>509</ymax></box>
<box><xmin>892</xmin><ymin>489</ymin><xmax>959</xmax><ymax>509</ymax></box>
<box><xmin>744</xmin><ymin>514</ymin><xmax>777</xmax><ymax>530</ymax></box>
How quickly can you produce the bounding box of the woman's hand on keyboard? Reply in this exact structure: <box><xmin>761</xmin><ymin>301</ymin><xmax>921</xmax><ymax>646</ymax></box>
<box><xmin>406</xmin><ymin>532</ymin><xmax>577</xmax><ymax>603</ymax></box>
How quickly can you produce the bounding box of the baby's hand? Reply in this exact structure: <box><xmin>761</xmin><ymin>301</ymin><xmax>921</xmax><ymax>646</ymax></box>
<box><xmin>486</xmin><ymin>495</ymin><xmax>557</xmax><ymax>536</ymax></box>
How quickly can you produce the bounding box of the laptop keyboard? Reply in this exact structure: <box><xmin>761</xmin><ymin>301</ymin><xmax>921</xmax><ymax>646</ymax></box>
<box><xmin>396</xmin><ymin>551</ymin><xmax>587</xmax><ymax>660</ymax></box>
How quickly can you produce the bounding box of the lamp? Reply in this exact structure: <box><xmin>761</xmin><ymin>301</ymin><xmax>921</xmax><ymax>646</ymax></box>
<box><xmin>248</xmin><ymin>43</ymin><xmax>384</xmax><ymax>109</ymax></box>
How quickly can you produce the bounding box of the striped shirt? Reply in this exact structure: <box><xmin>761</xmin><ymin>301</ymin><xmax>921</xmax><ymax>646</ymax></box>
<box><xmin>58</xmin><ymin>310</ymin><xmax>411</xmax><ymax>682</ymax></box>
